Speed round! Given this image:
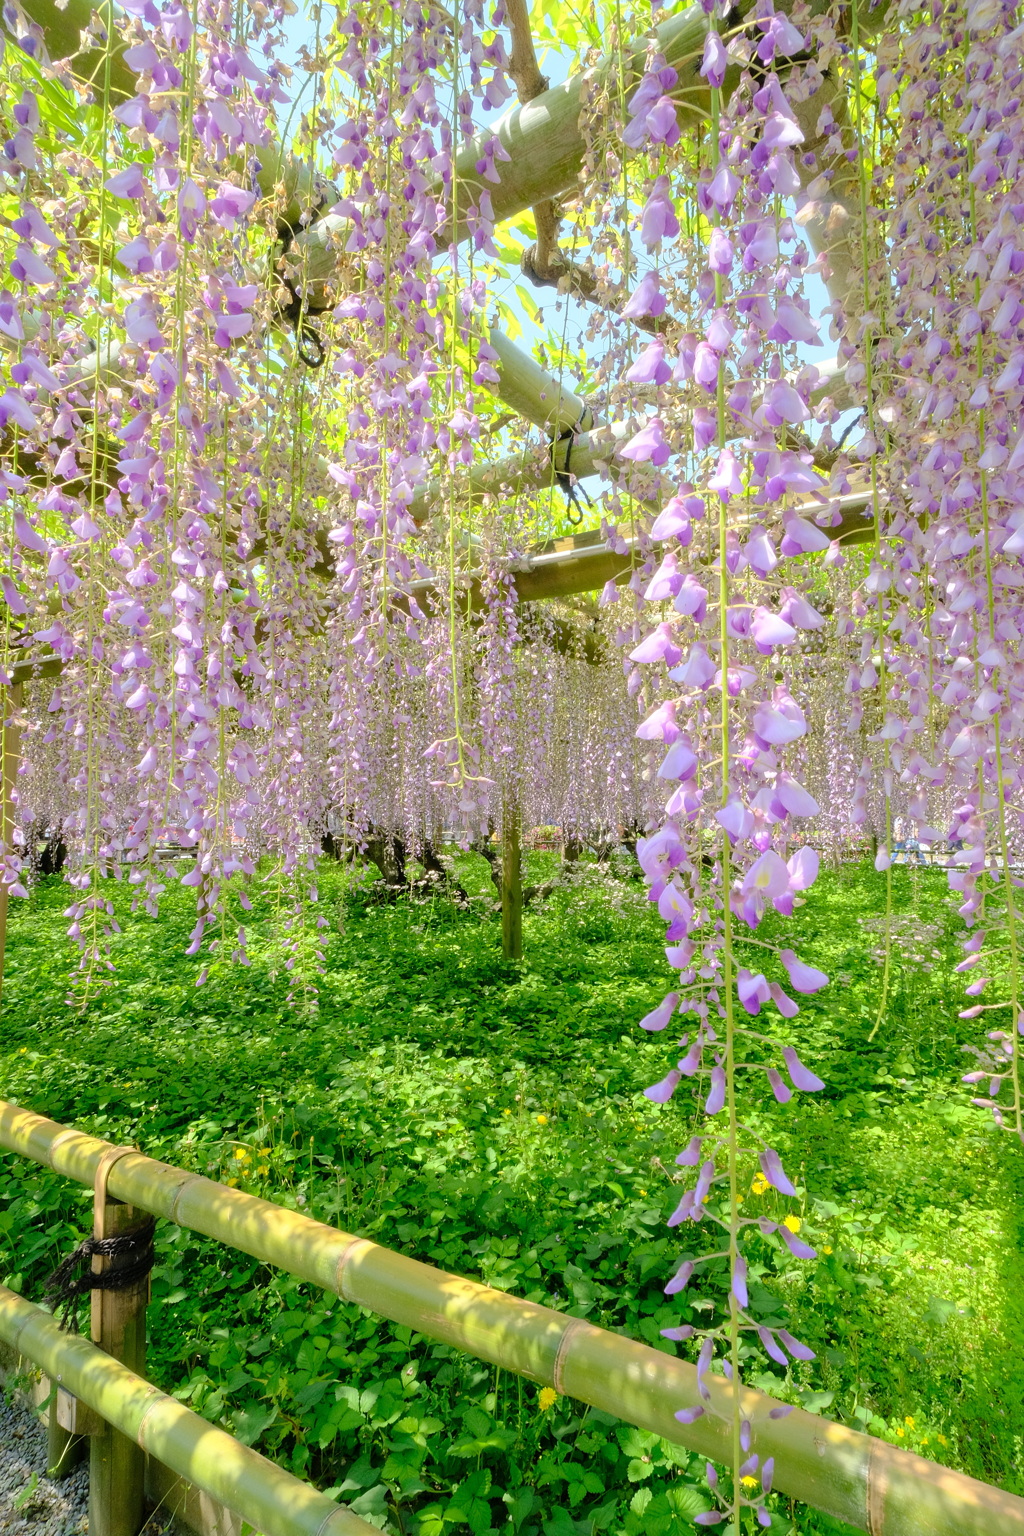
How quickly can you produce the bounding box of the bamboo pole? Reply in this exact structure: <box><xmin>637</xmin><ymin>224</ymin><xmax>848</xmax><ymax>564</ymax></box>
<box><xmin>294</xmin><ymin>7</ymin><xmax>716</xmax><ymax>286</ymax></box>
<box><xmin>0</xmin><ymin>1285</ymin><xmax>379</xmax><ymax>1536</ymax></box>
<box><xmin>1</xmin><ymin>1103</ymin><xmax>1021</xmax><ymax>1536</ymax></box>
<box><xmin>487</xmin><ymin>328</ymin><xmax>593</xmax><ymax>436</ymax></box>
<box><xmin>89</xmin><ymin>1169</ymin><xmax>151</xmax><ymax>1536</ymax></box>
<box><xmin>501</xmin><ymin>792</ymin><xmax>523</xmax><ymax>960</ymax></box>
<box><xmin>8</xmin><ymin>487</ymin><xmax>873</xmax><ymax>691</ymax></box>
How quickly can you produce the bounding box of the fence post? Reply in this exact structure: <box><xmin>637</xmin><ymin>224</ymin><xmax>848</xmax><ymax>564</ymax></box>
<box><xmin>0</xmin><ymin>680</ymin><xmax>22</xmax><ymax>1004</ymax></box>
<box><xmin>501</xmin><ymin>792</ymin><xmax>523</xmax><ymax>961</ymax></box>
<box><xmin>89</xmin><ymin>1151</ymin><xmax>150</xmax><ymax>1536</ymax></box>
<box><xmin>46</xmin><ymin>1389</ymin><xmax>87</xmax><ymax>1479</ymax></box>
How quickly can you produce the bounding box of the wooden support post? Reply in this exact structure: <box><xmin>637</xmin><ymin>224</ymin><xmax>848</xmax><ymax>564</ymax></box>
<box><xmin>501</xmin><ymin>794</ymin><xmax>523</xmax><ymax>961</ymax></box>
<box><xmin>0</xmin><ymin>681</ymin><xmax>22</xmax><ymax>1006</ymax></box>
<box><xmin>46</xmin><ymin>1388</ymin><xmax>88</xmax><ymax>1478</ymax></box>
<box><xmin>89</xmin><ymin>1152</ymin><xmax>150</xmax><ymax>1536</ymax></box>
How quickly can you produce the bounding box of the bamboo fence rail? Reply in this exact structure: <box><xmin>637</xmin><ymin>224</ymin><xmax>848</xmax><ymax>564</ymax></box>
<box><xmin>1</xmin><ymin>1101</ymin><xmax>1022</xmax><ymax>1536</ymax></box>
<box><xmin>0</xmin><ymin>1285</ymin><xmax>379</xmax><ymax>1536</ymax></box>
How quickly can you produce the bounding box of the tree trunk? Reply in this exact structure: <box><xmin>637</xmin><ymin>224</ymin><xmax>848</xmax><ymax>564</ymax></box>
<box><xmin>0</xmin><ymin>684</ymin><xmax>22</xmax><ymax>1005</ymax></box>
<box><xmin>501</xmin><ymin>795</ymin><xmax>523</xmax><ymax>960</ymax></box>
<box><xmin>562</xmin><ymin>827</ymin><xmax>582</xmax><ymax>865</ymax></box>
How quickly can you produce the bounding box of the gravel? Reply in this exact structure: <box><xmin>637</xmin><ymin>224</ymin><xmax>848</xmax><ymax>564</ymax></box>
<box><xmin>0</xmin><ymin>1396</ymin><xmax>174</xmax><ymax>1536</ymax></box>
<box><xmin>0</xmin><ymin>1396</ymin><xmax>88</xmax><ymax>1536</ymax></box>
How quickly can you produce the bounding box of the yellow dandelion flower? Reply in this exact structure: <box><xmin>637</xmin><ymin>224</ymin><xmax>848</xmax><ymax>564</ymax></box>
<box><xmin>234</xmin><ymin>1147</ymin><xmax>249</xmax><ymax>1160</ymax></box>
<box><xmin>822</xmin><ymin>1245</ymin><xmax>833</xmax><ymax>1255</ymax></box>
<box><xmin>751</xmin><ymin>1173</ymin><xmax>770</xmax><ymax>1196</ymax></box>
<box><xmin>740</xmin><ymin>1476</ymin><xmax>758</xmax><ymax>1489</ymax></box>
<box><xmin>536</xmin><ymin>1114</ymin><xmax>548</xmax><ymax>1125</ymax></box>
<box><xmin>904</xmin><ymin>1416</ymin><xmax>915</xmax><ymax>1428</ymax></box>
<box><xmin>895</xmin><ymin>1427</ymin><xmax>905</xmax><ymax>1438</ymax></box>
<box><xmin>258</xmin><ymin>1165</ymin><xmax>270</xmax><ymax>1176</ymax></box>
<box><xmin>225</xmin><ymin>1177</ymin><xmax>238</xmax><ymax>1187</ymax></box>
<box><xmin>503</xmin><ymin>1108</ymin><xmax>512</xmax><ymax>1116</ymax></box>
<box><xmin>538</xmin><ymin>1388</ymin><xmax>557</xmax><ymax>1412</ymax></box>
<box><xmin>937</xmin><ymin>1434</ymin><xmax>948</xmax><ymax>1446</ymax></box>
<box><xmin>638</xmin><ymin>1189</ymin><xmax>648</xmax><ymax>1197</ymax></box>
<box><xmin>782</xmin><ymin>1215</ymin><xmax>802</xmax><ymax>1234</ymax></box>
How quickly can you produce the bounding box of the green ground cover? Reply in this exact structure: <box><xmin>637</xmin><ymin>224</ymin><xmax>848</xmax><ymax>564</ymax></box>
<box><xmin>1</xmin><ymin>857</ymin><xmax>1022</xmax><ymax>1535</ymax></box>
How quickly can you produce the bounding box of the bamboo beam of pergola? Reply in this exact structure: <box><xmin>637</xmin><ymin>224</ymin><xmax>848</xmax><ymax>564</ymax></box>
<box><xmin>291</xmin><ymin>7</ymin><xmax>714</xmax><ymax>289</ymax></box>
<box><xmin>406</xmin><ymin>355</ymin><xmax>856</xmax><ymax>524</ymax></box>
<box><xmin>4</xmin><ymin>484</ymin><xmax>872</xmax><ymax>685</ymax></box>
<box><xmin>17</xmin><ymin>0</ymin><xmax>862</xmax><ymax>520</ymax></box>
<box><xmin>403</xmin><ymin>490</ymin><xmax>875</xmax><ymax>611</ymax></box>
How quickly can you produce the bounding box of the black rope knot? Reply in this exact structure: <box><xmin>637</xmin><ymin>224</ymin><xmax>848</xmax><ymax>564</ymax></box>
<box><xmin>275</xmin><ymin>202</ymin><xmax>332</xmax><ymax>370</ymax></box>
<box><xmin>278</xmin><ymin>277</ymin><xmax>328</xmax><ymax>369</ymax></box>
<box><xmin>551</xmin><ymin>408</ymin><xmax>594</xmax><ymax>526</ymax></box>
<box><xmin>43</xmin><ymin>1217</ymin><xmax>156</xmax><ymax>1331</ymax></box>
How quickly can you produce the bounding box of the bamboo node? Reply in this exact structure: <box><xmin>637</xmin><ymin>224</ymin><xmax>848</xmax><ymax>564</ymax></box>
<box><xmin>551</xmin><ymin>1316</ymin><xmax>592</xmax><ymax>1397</ymax></box>
<box><xmin>333</xmin><ymin>1237</ymin><xmax>376</xmax><ymax>1302</ymax></box>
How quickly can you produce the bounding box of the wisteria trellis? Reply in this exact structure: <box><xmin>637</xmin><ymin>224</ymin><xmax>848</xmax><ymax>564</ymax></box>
<box><xmin>1</xmin><ymin>0</ymin><xmax>1024</xmax><ymax>1522</ymax></box>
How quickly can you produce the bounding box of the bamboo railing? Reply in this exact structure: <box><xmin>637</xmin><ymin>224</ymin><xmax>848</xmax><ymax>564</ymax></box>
<box><xmin>1</xmin><ymin>1100</ymin><xmax>1022</xmax><ymax>1536</ymax></box>
<box><xmin>0</xmin><ymin>1285</ymin><xmax>379</xmax><ymax>1536</ymax></box>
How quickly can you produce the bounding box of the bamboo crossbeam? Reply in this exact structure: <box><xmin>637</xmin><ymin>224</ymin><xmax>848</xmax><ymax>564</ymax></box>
<box><xmin>295</xmin><ymin>7</ymin><xmax>715</xmax><ymax>285</ymax></box>
<box><xmin>404</xmin><ymin>491</ymin><xmax>875</xmax><ymax>609</ymax></box>
<box><xmin>4</xmin><ymin>490</ymin><xmax>872</xmax><ymax>685</ymax></box>
<box><xmin>1</xmin><ymin>1102</ymin><xmax>1021</xmax><ymax>1536</ymax></box>
<box><xmin>408</xmin><ymin>348</ymin><xmax>857</xmax><ymax>525</ymax></box>
<box><xmin>487</xmin><ymin>328</ymin><xmax>593</xmax><ymax>435</ymax></box>
<box><xmin>0</xmin><ymin>1285</ymin><xmax>378</xmax><ymax>1536</ymax></box>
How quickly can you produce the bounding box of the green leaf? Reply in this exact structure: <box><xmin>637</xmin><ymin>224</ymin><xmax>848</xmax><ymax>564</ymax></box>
<box><xmin>666</xmin><ymin>1485</ymin><xmax>714</xmax><ymax>1520</ymax></box>
<box><xmin>506</xmin><ymin>1489</ymin><xmax>536</xmax><ymax>1529</ymax></box>
<box><xmin>541</xmin><ymin>1509</ymin><xmax>578</xmax><ymax>1536</ymax></box>
<box><xmin>231</xmin><ymin>1404</ymin><xmax>278</xmax><ymax>1445</ymax></box>
<box><xmin>349</xmin><ymin>1484</ymin><xmax>390</xmax><ymax>1528</ymax></box>
<box><xmin>923</xmin><ymin>1294</ymin><xmax>957</xmax><ymax>1326</ymax></box>
<box><xmin>449</xmin><ymin>1429</ymin><xmax>516</xmax><ymax>1456</ymax></box>
<box><xmin>417</xmin><ymin>1504</ymin><xmax>448</xmax><ymax>1536</ymax></box>
<box><xmin>337</xmin><ymin>1454</ymin><xmax>377</xmax><ymax>1493</ymax></box>
<box><xmin>616</xmin><ymin>1426</ymin><xmax>656</xmax><ymax>1459</ymax></box>
<box><xmin>12</xmin><ymin>1474</ymin><xmax>39</xmax><ymax>1513</ymax></box>
<box><xmin>629</xmin><ymin>1487</ymin><xmax>652</xmax><ymax>1517</ymax></box>
<box><xmin>462</xmin><ymin>1405</ymin><xmax>493</xmax><ymax>1436</ymax></box>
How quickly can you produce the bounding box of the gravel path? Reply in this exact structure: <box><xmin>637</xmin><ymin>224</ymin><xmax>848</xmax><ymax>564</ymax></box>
<box><xmin>0</xmin><ymin>1397</ymin><xmax>88</xmax><ymax>1536</ymax></box>
<box><xmin>0</xmin><ymin>1397</ymin><xmax>174</xmax><ymax>1536</ymax></box>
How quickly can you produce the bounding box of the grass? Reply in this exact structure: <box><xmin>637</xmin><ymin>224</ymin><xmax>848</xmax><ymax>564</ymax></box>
<box><xmin>1</xmin><ymin>855</ymin><xmax>1022</xmax><ymax>1535</ymax></box>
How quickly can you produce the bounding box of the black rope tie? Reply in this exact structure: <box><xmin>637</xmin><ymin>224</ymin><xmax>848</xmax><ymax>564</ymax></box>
<box><xmin>551</xmin><ymin>410</ymin><xmax>593</xmax><ymax>526</ymax></box>
<box><xmin>43</xmin><ymin>1217</ymin><xmax>156</xmax><ymax>1331</ymax></box>
<box><xmin>275</xmin><ymin>198</ymin><xmax>331</xmax><ymax>370</ymax></box>
<box><xmin>280</xmin><ymin>276</ymin><xmax>327</xmax><ymax>369</ymax></box>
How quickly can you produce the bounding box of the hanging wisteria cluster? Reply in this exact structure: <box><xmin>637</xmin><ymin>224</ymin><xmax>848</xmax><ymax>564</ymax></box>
<box><xmin>2</xmin><ymin>0</ymin><xmax>1024</xmax><ymax>1521</ymax></box>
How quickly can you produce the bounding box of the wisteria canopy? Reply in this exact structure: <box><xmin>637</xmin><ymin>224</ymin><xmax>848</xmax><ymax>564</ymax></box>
<box><xmin>1</xmin><ymin>0</ymin><xmax>1023</xmax><ymax>1521</ymax></box>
